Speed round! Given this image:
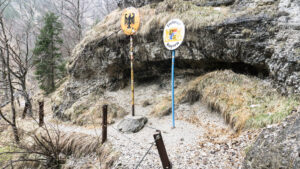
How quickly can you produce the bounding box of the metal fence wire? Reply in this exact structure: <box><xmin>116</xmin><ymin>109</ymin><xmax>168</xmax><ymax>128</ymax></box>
<box><xmin>134</xmin><ymin>141</ymin><xmax>156</xmax><ymax>169</ymax></box>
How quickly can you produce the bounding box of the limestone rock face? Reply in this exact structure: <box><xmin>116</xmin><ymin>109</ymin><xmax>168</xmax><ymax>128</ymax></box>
<box><xmin>243</xmin><ymin>111</ymin><xmax>300</xmax><ymax>169</ymax></box>
<box><xmin>53</xmin><ymin>0</ymin><xmax>300</xmax><ymax>122</ymax></box>
<box><xmin>117</xmin><ymin>116</ymin><xmax>148</xmax><ymax>133</ymax></box>
<box><xmin>69</xmin><ymin>0</ymin><xmax>300</xmax><ymax>94</ymax></box>
<box><xmin>269</xmin><ymin>0</ymin><xmax>300</xmax><ymax>94</ymax></box>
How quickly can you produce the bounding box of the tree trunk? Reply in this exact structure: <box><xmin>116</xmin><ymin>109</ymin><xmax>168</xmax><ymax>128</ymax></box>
<box><xmin>77</xmin><ymin>0</ymin><xmax>82</xmax><ymax>42</ymax></box>
<box><xmin>0</xmin><ymin>49</ymin><xmax>8</xmax><ymax>102</ymax></box>
<box><xmin>21</xmin><ymin>78</ymin><xmax>32</xmax><ymax>117</ymax></box>
<box><xmin>50</xmin><ymin>31</ymin><xmax>55</xmax><ymax>92</ymax></box>
<box><xmin>25</xmin><ymin>97</ymin><xmax>32</xmax><ymax>116</ymax></box>
<box><xmin>7</xmin><ymin>44</ymin><xmax>19</xmax><ymax>144</ymax></box>
<box><xmin>22</xmin><ymin>102</ymin><xmax>28</xmax><ymax>119</ymax></box>
<box><xmin>51</xmin><ymin>62</ymin><xmax>55</xmax><ymax>91</ymax></box>
<box><xmin>12</xmin><ymin>124</ymin><xmax>20</xmax><ymax>143</ymax></box>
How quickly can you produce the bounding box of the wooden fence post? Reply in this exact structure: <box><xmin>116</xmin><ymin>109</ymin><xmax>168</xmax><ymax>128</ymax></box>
<box><xmin>102</xmin><ymin>105</ymin><xmax>108</xmax><ymax>144</ymax></box>
<box><xmin>38</xmin><ymin>100</ymin><xmax>44</xmax><ymax>127</ymax></box>
<box><xmin>154</xmin><ymin>130</ymin><xmax>172</xmax><ymax>169</ymax></box>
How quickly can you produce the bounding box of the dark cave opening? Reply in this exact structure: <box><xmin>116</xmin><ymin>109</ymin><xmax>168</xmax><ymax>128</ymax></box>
<box><xmin>200</xmin><ymin>60</ymin><xmax>270</xmax><ymax>78</ymax></box>
<box><xmin>131</xmin><ymin>59</ymin><xmax>270</xmax><ymax>84</ymax></box>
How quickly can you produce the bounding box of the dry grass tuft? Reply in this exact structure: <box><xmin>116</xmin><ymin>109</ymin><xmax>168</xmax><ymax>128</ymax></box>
<box><xmin>62</xmin><ymin>142</ymin><xmax>118</xmax><ymax>169</ymax></box>
<box><xmin>97</xmin><ymin>143</ymin><xmax>120</xmax><ymax>169</ymax></box>
<box><xmin>58</xmin><ymin>132</ymin><xmax>102</xmax><ymax>157</ymax></box>
<box><xmin>63</xmin><ymin>92</ymin><xmax>128</xmax><ymax>126</ymax></box>
<box><xmin>28</xmin><ymin>127</ymin><xmax>103</xmax><ymax>159</ymax></box>
<box><xmin>152</xmin><ymin>97</ymin><xmax>172</xmax><ymax>117</ymax></box>
<box><xmin>155</xmin><ymin>0</ymin><xmax>232</xmax><ymax>30</ymax></box>
<box><xmin>0</xmin><ymin>129</ymin><xmax>117</xmax><ymax>168</ymax></box>
<box><xmin>153</xmin><ymin>70</ymin><xmax>300</xmax><ymax>131</ymax></box>
<box><xmin>46</xmin><ymin>130</ymin><xmax>117</xmax><ymax>168</ymax></box>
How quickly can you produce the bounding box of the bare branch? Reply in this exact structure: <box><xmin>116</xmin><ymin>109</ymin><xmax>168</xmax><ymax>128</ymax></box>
<box><xmin>0</xmin><ymin>109</ymin><xmax>13</xmax><ymax>126</ymax></box>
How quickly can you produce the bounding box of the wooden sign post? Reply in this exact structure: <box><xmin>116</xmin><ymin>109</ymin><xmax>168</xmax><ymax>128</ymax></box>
<box><xmin>121</xmin><ymin>7</ymin><xmax>140</xmax><ymax>116</ymax></box>
<box><xmin>163</xmin><ymin>19</ymin><xmax>185</xmax><ymax>128</ymax></box>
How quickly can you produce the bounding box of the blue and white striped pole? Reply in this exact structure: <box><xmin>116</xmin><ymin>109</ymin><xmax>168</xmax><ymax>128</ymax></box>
<box><xmin>171</xmin><ymin>50</ymin><xmax>175</xmax><ymax>128</ymax></box>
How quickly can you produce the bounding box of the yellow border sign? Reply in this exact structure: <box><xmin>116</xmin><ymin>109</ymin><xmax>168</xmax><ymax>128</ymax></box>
<box><xmin>121</xmin><ymin>7</ymin><xmax>140</xmax><ymax>35</ymax></box>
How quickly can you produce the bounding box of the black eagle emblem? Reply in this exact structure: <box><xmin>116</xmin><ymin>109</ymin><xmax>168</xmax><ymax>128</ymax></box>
<box><xmin>125</xmin><ymin>13</ymin><xmax>135</xmax><ymax>29</ymax></box>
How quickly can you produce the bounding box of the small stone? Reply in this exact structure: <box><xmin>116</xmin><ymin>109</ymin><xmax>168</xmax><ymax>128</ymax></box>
<box><xmin>201</xmin><ymin>152</ymin><xmax>207</xmax><ymax>156</ymax></box>
<box><xmin>142</xmin><ymin>100</ymin><xmax>151</xmax><ymax>107</ymax></box>
<box><xmin>203</xmin><ymin>158</ymin><xmax>208</xmax><ymax>165</ymax></box>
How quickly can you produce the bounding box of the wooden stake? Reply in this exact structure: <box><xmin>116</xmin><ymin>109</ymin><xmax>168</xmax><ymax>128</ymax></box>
<box><xmin>102</xmin><ymin>105</ymin><xmax>108</xmax><ymax>144</ymax></box>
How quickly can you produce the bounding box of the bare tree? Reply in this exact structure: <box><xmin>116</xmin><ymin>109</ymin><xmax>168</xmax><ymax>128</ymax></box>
<box><xmin>0</xmin><ymin>15</ymin><xmax>20</xmax><ymax>143</ymax></box>
<box><xmin>1</xmin><ymin>11</ymin><xmax>34</xmax><ymax>115</ymax></box>
<box><xmin>52</xmin><ymin>0</ymin><xmax>89</xmax><ymax>57</ymax></box>
<box><xmin>95</xmin><ymin>0</ymin><xmax>118</xmax><ymax>19</ymax></box>
<box><xmin>11</xmin><ymin>27</ymin><xmax>34</xmax><ymax>118</ymax></box>
<box><xmin>63</xmin><ymin>0</ymin><xmax>84</xmax><ymax>42</ymax></box>
<box><xmin>0</xmin><ymin>0</ymin><xmax>37</xmax><ymax>143</ymax></box>
<box><xmin>13</xmin><ymin>2</ymin><xmax>36</xmax><ymax>117</ymax></box>
<box><xmin>50</xmin><ymin>0</ymin><xmax>117</xmax><ymax>58</ymax></box>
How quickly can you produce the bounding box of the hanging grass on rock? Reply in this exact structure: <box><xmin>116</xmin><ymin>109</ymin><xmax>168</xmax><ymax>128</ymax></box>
<box><xmin>71</xmin><ymin>0</ymin><xmax>276</xmax><ymax>65</ymax></box>
<box><xmin>152</xmin><ymin>70</ymin><xmax>300</xmax><ymax>131</ymax></box>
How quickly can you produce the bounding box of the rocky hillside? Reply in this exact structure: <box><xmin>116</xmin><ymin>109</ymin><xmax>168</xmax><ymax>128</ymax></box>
<box><xmin>49</xmin><ymin>0</ymin><xmax>300</xmax><ymax>168</ymax></box>
<box><xmin>52</xmin><ymin>0</ymin><xmax>300</xmax><ymax>119</ymax></box>
<box><xmin>243</xmin><ymin>110</ymin><xmax>300</xmax><ymax>168</ymax></box>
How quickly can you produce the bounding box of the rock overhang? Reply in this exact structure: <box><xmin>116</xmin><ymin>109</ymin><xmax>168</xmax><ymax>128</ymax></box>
<box><xmin>54</xmin><ymin>0</ymin><xmax>300</xmax><ymax>120</ymax></box>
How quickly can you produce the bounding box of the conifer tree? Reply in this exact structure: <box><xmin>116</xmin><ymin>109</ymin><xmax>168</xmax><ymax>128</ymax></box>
<box><xmin>33</xmin><ymin>13</ymin><xmax>65</xmax><ymax>93</ymax></box>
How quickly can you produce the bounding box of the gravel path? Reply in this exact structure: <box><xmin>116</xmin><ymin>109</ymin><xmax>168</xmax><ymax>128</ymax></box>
<box><xmin>41</xmin><ymin>80</ymin><xmax>259</xmax><ymax>169</ymax></box>
<box><xmin>102</xmin><ymin>82</ymin><xmax>259</xmax><ymax>169</ymax></box>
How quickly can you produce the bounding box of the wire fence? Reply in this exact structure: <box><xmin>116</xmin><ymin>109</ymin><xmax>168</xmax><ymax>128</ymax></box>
<box><xmin>107</xmin><ymin>130</ymin><xmax>162</xmax><ymax>168</ymax></box>
<box><xmin>0</xmin><ymin>25</ymin><xmax>167</xmax><ymax>168</ymax></box>
<box><xmin>1</xmin><ymin>100</ymin><xmax>171</xmax><ymax>169</ymax></box>
<box><xmin>134</xmin><ymin>141</ymin><xmax>156</xmax><ymax>169</ymax></box>
<box><xmin>44</xmin><ymin>116</ymin><xmax>162</xmax><ymax>168</ymax></box>
<box><xmin>83</xmin><ymin>106</ymin><xmax>165</xmax><ymax>168</ymax></box>
<box><xmin>106</xmin><ymin>128</ymin><xmax>159</xmax><ymax>169</ymax></box>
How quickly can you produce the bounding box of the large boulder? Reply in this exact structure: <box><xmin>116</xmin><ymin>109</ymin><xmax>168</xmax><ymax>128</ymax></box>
<box><xmin>117</xmin><ymin>116</ymin><xmax>148</xmax><ymax>133</ymax></box>
<box><xmin>243</xmin><ymin>110</ymin><xmax>300</xmax><ymax>169</ymax></box>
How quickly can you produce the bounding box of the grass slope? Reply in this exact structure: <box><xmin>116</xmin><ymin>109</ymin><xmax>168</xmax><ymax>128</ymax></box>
<box><xmin>153</xmin><ymin>70</ymin><xmax>300</xmax><ymax>131</ymax></box>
